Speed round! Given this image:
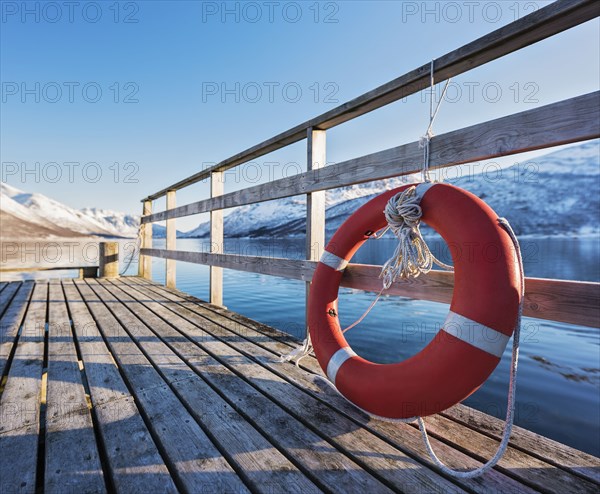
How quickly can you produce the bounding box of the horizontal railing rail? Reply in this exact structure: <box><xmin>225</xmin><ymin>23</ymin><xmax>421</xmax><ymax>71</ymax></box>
<box><xmin>142</xmin><ymin>0</ymin><xmax>599</xmax><ymax>202</ymax></box>
<box><xmin>142</xmin><ymin>248</ymin><xmax>600</xmax><ymax>328</ymax></box>
<box><xmin>0</xmin><ymin>265</ymin><xmax>98</xmax><ymax>278</ymax></box>
<box><xmin>143</xmin><ymin>91</ymin><xmax>600</xmax><ymax>224</ymax></box>
<box><xmin>137</xmin><ymin>0</ymin><xmax>600</xmax><ymax>331</ymax></box>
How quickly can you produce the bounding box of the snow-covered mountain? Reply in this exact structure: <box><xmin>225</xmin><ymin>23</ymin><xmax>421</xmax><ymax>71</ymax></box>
<box><xmin>0</xmin><ymin>183</ymin><xmax>162</xmax><ymax>239</ymax></box>
<box><xmin>4</xmin><ymin>185</ymin><xmax>127</xmax><ymax>237</ymax></box>
<box><xmin>449</xmin><ymin>141</ymin><xmax>600</xmax><ymax>237</ymax></box>
<box><xmin>183</xmin><ymin>140</ymin><xmax>600</xmax><ymax>239</ymax></box>
<box><xmin>1</xmin><ymin>183</ymin><xmax>86</xmax><ymax>239</ymax></box>
<box><xmin>79</xmin><ymin>207</ymin><xmax>140</xmax><ymax>237</ymax></box>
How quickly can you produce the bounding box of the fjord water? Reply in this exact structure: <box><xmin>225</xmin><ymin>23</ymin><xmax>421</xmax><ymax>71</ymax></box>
<box><xmin>140</xmin><ymin>236</ymin><xmax>600</xmax><ymax>456</ymax></box>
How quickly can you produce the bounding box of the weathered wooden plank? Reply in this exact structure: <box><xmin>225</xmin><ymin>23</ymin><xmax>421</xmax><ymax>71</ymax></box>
<box><xmin>165</xmin><ymin>190</ymin><xmax>176</xmax><ymax>289</ymax></box>
<box><xmin>522</xmin><ymin>277</ymin><xmax>600</xmax><ymax>328</ymax></box>
<box><xmin>62</xmin><ymin>281</ymin><xmax>131</xmax><ymax>408</ymax></box>
<box><xmin>145</xmin><ymin>91</ymin><xmax>600</xmax><ymax>223</ymax></box>
<box><xmin>210</xmin><ymin>172</ymin><xmax>224</xmax><ymax>305</ymax></box>
<box><xmin>0</xmin><ymin>282</ymin><xmax>21</xmax><ymax>318</ymax></box>
<box><xmin>141</xmin><ymin>250</ymin><xmax>600</xmax><ymax>328</ymax></box>
<box><xmin>342</xmin><ymin>265</ymin><xmax>454</xmax><ymax>304</ymax></box>
<box><xmin>442</xmin><ymin>404</ymin><xmax>600</xmax><ymax>485</ymax></box>
<box><xmin>0</xmin><ymin>265</ymin><xmax>96</xmax><ymax>274</ymax></box>
<box><xmin>0</xmin><ymin>281</ymin><xmax>47</xmax><ymax>494</ymax></box>
<box><xmin>0</xmin><ymin>281</ymin><xmax>35</xmax><ymax>379</ymax></box>
<box><xmin>129</xmin><ymin>278</ymin><xmax>600</xmax><ymax>492</ymax></box>
<box><xmin>93</xmin><ymin>279</ymin><xmax>321</xmax><ymax>494</ymax></box>
<box><xmin>417</xmin><ymin>413</ymin><xmax>599</xmax><ymax>493</ymax></box>
<box><xmin>44</xmin><ymin>280</ymin><xmax>106</xmax><ymax>494</ymax></box>
<box><xmin>143</xmin><ymin>0</ymin><xmax>599</xmax><ymax>201</ymax></box>
<box><xmin>342</xmin><ymin>267</ymin><xmax>600</xmax><ymax>328</ymax></box>
<box><xmin>74</xmin><ymin>280</ymin><xmax>249</xmax><ymax>494</ymax></box>
<box><xmin>62</xmin><ymin>280</ymin><xmax>178</xmax><ymax>494</ymax></box>
<box><xmin>113</xmin><ymin>279</ymin><xmax>468</xmax><ymax>494</ymax></box>
<box><xmin>130</xmin><ymin>276</ymin><xmax>305</xmax><ymax>347</ymax></box>
<box><xmin>141</xmin><ymin>248</ymin><xmax>314</xmax><ymax>281</ymax></box>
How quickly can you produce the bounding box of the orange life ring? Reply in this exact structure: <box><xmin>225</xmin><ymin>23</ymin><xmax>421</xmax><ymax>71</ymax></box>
<box><xmin>308</xmin><ymin>183</ymin><xmax>522</xmax><ymax>418</ymax></box>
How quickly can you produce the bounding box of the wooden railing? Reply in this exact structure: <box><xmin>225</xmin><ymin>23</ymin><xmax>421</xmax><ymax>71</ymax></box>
<box><xmin>138</xmin><ymin>0</ymin><xmax>600</xmax><ymax>329</ymax></box>
<box><xmin>0</xmin><ymin>265</ymin><xmax>98</xmax><ymax>278</ymax></box>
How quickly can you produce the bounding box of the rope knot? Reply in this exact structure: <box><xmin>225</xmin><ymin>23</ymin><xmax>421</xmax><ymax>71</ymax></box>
<box><xmin>419</xmin><ymin>129</ymin><xmax>434</xmax><ymax>150</ymax></box>
<box><xmin>380</xmin><ymin>185</ymin><xmax>452</xmax><ymax>288</ymax></box>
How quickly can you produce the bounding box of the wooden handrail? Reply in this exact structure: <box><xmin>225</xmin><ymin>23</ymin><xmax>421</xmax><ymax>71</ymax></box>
<box><xmin>143</xmin><ymin>91</ymin><xmax>600</xmax><ymax>224</ymax></box>
<box><xmin>0</xmin><ymin>265</ymin><xmax>98</xmax><ymax>279</ymax></box>
<box><xmin>142</xmin><ymin>0</ymin><xmax>599</xmax><ymax>202</ymax></box>
<box><xmin>141</xmin><ymin>248</ymin><xmax>600</xmax><ymax>328</ymax></box>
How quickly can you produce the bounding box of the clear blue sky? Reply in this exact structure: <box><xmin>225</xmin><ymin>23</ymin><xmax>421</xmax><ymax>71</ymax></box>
<box><xmin>1</xmin><ymin>1</ymin><xmax>598</xmax><ymax>230</ymax></box>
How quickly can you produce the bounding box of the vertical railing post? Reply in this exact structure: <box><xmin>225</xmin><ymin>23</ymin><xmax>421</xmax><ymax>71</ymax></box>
<box><xmin>138</xmin><ymin>199</ymin><xmax>153</xmax><ymax>279</ymax></box>
<box><xmin>165</xmin><ymin>190</ymin><xmax>177</xmax><ymax>288</ymax></box>
<box><xmin>306</xmin><ymin>128</ymin><xmax>326</xmax><ymax>330</ymax></box>
<box><xmin>99</xmin><ymin>241</ymin><xmax>119</xmax><ymax>278</ymax></box>
<box><xmin>210</xmin><ymin>171</ymin><xmax>224</xmax><ymax>306</ymax></box>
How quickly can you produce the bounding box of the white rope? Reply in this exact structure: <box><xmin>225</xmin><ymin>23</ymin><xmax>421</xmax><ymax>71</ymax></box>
<box><xmin>119</xmin><ymin>224</ymin><xmax>143</xmax><ymax>276</ymax></box>
<box><xmin>416</xmin><ymin>217</ymin><xmax>524</xmax><ymax>478</ymax></box>
<box><xmin>380</xmin><ymin>186</ymin><xmax>452</xmax><ymax>289</ymax></box>
<box><xmin>342</xmin><ymin>287</ymin><xmax>385</xmax><ymax>334</ymax></box>
<box><xmin>279</xmin><ymin>288</ymin><xmax>385</xmax><ymax>365</ymax></box>
<box><xmin>420</xmin><ymin>60</ymin><xmax>452</xmax><ymax>183</ymax></box>
<box><xmin>279</xmin><ymin>333</ymin><xmax>313</xmax><ymax>366</ymax></box>
<box><xmin>280</xmin><ymin>227</ymin><xmax>392</xmax><ymax>365</ymax></box>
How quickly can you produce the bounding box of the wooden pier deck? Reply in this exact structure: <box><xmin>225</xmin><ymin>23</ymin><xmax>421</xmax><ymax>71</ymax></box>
<box><xmin>0</xmin><ymin>277</ymin><xmax>598</xmax><ymax>494</ymax></box>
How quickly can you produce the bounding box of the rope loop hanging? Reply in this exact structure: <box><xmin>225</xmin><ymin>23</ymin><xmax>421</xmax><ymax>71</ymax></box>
<box><xmin>420</xmin><ymin>59</ymin><xmax>452</xmax><ymax>183</ymax></box>
<box><xmin>119</xmin><ymin>223</ymin><xmax>143</xmax><ymax>276</ymax></box>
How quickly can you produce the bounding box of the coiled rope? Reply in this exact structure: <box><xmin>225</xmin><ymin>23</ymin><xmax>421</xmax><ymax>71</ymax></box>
<box><xmin>381</xmin><ymin>186</ymin><xmax>452</xmax><ymax>287</ymax></box>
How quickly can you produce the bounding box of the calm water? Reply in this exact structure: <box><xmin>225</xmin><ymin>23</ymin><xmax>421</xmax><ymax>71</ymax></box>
<box><xmin>134</xmin><ymin>236</ymin><xmax>600</xmax><ymax>456</ymax></box>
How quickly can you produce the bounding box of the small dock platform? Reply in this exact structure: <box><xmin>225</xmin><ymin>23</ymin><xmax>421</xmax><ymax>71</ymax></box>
<box><xmin>0</xmin><ymin>277</ymin><xmax>598</xmax><ymax>493</ymax></box>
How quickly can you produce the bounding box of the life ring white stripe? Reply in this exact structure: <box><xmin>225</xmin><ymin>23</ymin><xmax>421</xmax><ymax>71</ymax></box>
<box><xmin>326</xmin><ymin>346</ymin><xmax>357</xmax><ymax>383</ymax></box>
<box><xmin>320</xmin><ymin>251</ymin><xmax>349</xmax><ymax>272</ymax></box>
<box><xmin>441</xmin><ymin>311</ymin><xmax>510</xmax><ymax>359</ymax></box>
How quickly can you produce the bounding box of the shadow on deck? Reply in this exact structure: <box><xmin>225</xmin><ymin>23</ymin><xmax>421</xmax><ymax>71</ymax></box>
<box><xmin>0</xmin><ymin>277</ymin><xmax>598</xmax><ymax>493</ymax></box>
